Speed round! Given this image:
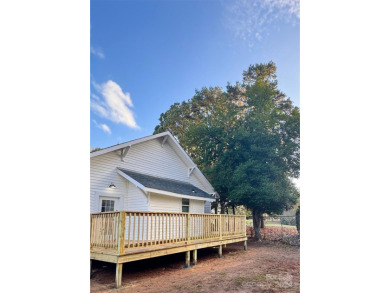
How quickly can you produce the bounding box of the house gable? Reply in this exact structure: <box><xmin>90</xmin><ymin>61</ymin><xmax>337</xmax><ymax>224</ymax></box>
<box><xmin>90</xmin><ymin>132</ymin><xmax>215</xmax><ymax>193</ymax></box>
<box><xmin>90</xmin><ymin>133</ymin><xmax>215</xmax><ymax>213</ymax></box>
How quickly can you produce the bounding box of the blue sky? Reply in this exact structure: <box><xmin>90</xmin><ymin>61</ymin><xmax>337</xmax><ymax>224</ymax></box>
<box><xmin>90</xmin><ymin>0</ymin><xmax>300</xmax><ymax>148</ymax></box>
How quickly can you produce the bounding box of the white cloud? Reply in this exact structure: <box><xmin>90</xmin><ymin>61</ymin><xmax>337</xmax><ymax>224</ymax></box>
<box><xmin>100</xmin><ymin>123</ymin><xmax>111</xmax><ymax>134</ymax></box>
<box><xmin>90</xmin><ymin>93</ymin><xmax>100</xmax><ymax>101</ymax></box>
<box><xmin>223</xmin><ymin>0</ymin><xmax>300</xmax><ymax>46</ymax></box>
<box><xmin>93</xmin><ymin>120</ymin><xmax>112</xmax><ymax>135</ymax></box>
<box><xmin>91</xmin><ymin>80</ymin><xmax>139</xmax><ymax>129</ymax></box>
<box><xmin>91</xmin><ymin>46</ymin><xmax>104</xmax><ymax>59</ymax></box>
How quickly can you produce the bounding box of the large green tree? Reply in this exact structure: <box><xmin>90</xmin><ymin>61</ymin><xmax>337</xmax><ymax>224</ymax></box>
<box><xmin>154</xmin><ymin>61</ymin><xmax>300</xmax><ymax>240</ymax></box>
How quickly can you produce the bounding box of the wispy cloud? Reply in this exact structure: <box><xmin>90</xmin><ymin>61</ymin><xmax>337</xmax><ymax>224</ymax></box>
<box><xmin>91</xmin><ymin>80</ymin><xmax>139</xmax><ymax>129</ymax></box>
<box><xmin>93</xmin><ymin>120</ymin><xmax>112</xmax><ymax>134</ymax></box>
<box><xmin>223</xmin><ymin>0</ymin><xmax>300</xmax><ymax>47</ymax></box>
<box><xmin>91</xmin><ymin>46</ymin><xmax>105</xmax><ymax>59</ymax></box>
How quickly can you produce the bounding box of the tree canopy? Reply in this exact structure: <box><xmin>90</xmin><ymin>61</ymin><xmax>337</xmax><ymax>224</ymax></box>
<box><xmin>154</xmin><ymin>61</ymin><xmax>300</xmax><ymax>240</ymax></box>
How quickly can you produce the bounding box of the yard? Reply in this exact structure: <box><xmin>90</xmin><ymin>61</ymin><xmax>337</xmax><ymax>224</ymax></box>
<box><xmin>90</xmin><ymin>237</ymin><xmax>300</xmax><ymax>292</ymax></box>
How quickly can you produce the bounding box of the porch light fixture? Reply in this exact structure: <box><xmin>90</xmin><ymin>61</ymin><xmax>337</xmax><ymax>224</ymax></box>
<box><xmin>109</xmin><ymin>182</ymin><xmax>116</xmax><ymax>189</ymax></box>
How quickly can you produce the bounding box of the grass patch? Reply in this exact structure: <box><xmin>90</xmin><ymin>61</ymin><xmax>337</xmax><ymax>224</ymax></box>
<box><xmin>246</xmin><ymin>219</ymin><xmax>296</xmax><ymax>229</ymax></box>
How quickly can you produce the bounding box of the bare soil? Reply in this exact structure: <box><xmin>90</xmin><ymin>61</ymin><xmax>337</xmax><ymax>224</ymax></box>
<box><xmin>90</xmin><ymin>239</ymin><xmax>300</xmax><ymax>293</ymax></box>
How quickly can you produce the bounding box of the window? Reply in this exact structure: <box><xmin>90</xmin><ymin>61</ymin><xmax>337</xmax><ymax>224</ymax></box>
<box><xmin>101</xmin><ymin>199</ymin><xmax>115</xmax><ymax>212</ymax></box>
<box><xmin>182</xmin><ymin>198</ymin><xmax>190</xmax><ymax>213</ymax></box>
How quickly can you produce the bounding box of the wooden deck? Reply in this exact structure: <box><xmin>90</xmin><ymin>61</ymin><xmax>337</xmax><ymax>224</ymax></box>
<box><xmin>90</xmin><ymin>211</ymin><xmax>247</xmax><ymax>288</ymax></box>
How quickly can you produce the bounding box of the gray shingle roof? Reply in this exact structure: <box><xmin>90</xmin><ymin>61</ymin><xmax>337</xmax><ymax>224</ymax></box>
<box><xmin>118</xmin><ymin>168</ymin><xmax>214</xmax><ymax>199</ymax></box>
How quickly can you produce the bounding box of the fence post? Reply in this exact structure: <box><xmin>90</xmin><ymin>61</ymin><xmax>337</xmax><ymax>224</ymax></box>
<box><xmin>117</xmin><ymin>211</ymin><xmax>125</xmax><ymax>254</ymax></box>
<box><xmin>186</xmin><ymin>213</ymin><xmax>191</xmax><ymax>243</ymax></box>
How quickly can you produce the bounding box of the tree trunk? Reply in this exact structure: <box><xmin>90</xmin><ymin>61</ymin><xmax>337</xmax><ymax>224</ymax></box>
<box><xmin>252</xmin><ymin>208</ymin><xmax>262</xmax><ymax>241</ymax></box>
<box><xmin>296</xmin><ymin>206</ymin><xmax>300</xmax><ymax>234</ymax></box>
<box><xmin>220</xmin><ymin>202</ymin><xmax>225</xmax><ymax>214</ymax></box>
<box><xmin>232</xmin><ymin>204</ymin><xmax>236</xmax><ymax>215</ymax></box>
<box><xmin>260</xmin><ymin>214</ymin><xmax>265</xmax><ymax>228</ymax></box>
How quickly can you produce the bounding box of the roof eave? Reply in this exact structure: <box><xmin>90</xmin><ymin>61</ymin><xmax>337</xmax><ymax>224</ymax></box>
<box><xmin>145</xmin><ymin>187</ymin><xmax>215</xmax><ymax>202</ymax></box>
<box><xmin>117</xmin><ymin>168</ymin><xmax>215</xmax><ymax>202</ymax></box>
<box><xmin>90</xmin><ymin>131</ymin><xmax>171</xmax><ymax>158</ymax></box>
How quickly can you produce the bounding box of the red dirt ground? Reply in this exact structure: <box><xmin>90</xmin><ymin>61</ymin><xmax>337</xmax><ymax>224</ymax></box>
<box><xmin>90</xmin><ymin>239</ymin><xmax>300</xmax><ymax>293</ymax></box>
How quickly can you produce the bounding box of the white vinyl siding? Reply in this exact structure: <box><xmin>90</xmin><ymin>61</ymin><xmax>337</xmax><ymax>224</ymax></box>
<box><xmin>91</xmin><ymin>136</ymin><xmax>214</xmax><ymax>213</ymax></box>
<box><xmin>204</xmin><ymin>201</ymin><xmax>212</xmax><ymax>213</ymax></box>
<box><xmin>190</xmin><ymin>199</ymin><xmax>205</xmax><ymax>213</ymax></box>
<box><xmin>124</xmin><ymin>181</ymin><xmax>149</xmax><ymax>211</ymax></box>
<box><xmin>149</xmin><ymin>193</ymin><xmax>181</xmax><ymax>212</ymax></box>
<box><xmin>149</xmin><ymin>193</ymin><xmax>205</xmax><ymax>214</ymax></box>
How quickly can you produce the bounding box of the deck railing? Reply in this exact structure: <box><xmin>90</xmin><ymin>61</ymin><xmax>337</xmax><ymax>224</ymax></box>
<box><xmin>90</xmin><ymin>211</ymin><xmax>246</xmax><ymax>253</ymax></box>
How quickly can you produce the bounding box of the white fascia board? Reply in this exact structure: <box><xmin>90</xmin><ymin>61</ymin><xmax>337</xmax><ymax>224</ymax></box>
<box><xmin>145</xmin><ymin>187</ymin><xmax>215</xmax><ymax>202</ymax></box>
<box><xmin>116</xmin><ymin>168</ymin><xmax>147</xmax><ymax>193</ymax></box>
<box><xmin>90</xmin><ymin>131</ymin><xmax>171</xmax><ymax>158</ymax></box>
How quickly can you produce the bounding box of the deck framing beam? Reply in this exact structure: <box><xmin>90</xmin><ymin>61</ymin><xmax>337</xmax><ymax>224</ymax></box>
<box><xmin>117</xmin><ymin>237</ymin><xmax>246</xmax><ymax>263</ymax></box>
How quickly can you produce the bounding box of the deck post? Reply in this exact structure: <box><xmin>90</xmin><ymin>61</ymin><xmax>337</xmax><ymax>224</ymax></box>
<box><xmin>90</xmin><ymin>260</ymin><xmax>92</xmax><ymax>274</ymax></box>
<box><xmin>219</xmin><ymin>215</ymin><xmax>222</xmax><ymax>240</ymax></box>
<box><xmin>115</xmin><ymin>263</ymin><xmax>123</xmax><ymax>288</ymax></box>
<box><xmin>90</xmin><ymin>213</ymin><xmax>92</xmax><ymax>248</ymax></box>
<box><xmin>243</xmin><ymin>215</ymin><xmax>246</xmax><ymax>237</ymax></box>
<box><xmin>186</xmin><ymin>213</ymin><xmax>191</xmax><ymax>243</ymax></box>
<box><xmin>244</xmin><ymin>240</ymin><xmax>247</xmax><ymax>251</ymax></box>
<box><xmin>218</xmin><ymin>245</ymin><xmax>223</xmax><ymax>258</ymax></box>
<box><xmin>185</xmin><ymin>251</ymin><xmax>191</xmax><ymax>268</ymax></box>
<box><xmin>118</xmin><ymin>211</ymin><xmax>126</xmax><ymax>254</ymax></box>
<box><xmin>192</xmin><ymin>249</ymin><xmax>197</xmax><ymax>266</ymax></box>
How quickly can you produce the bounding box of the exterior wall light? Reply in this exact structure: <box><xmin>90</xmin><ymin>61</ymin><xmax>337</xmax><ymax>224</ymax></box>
<box><xmin>109</xmin><ymin>182</ymin><xmax>116</xmax><ymax>189</ymax></box>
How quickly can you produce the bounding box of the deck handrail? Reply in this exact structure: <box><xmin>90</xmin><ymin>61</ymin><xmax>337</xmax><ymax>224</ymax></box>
<box><xmin>90</xmin><ymin>210</ymin><xmax>247</xmax><ymax>216</ymax></box>
<box><xmin>90</xmin><ymin>211</ymin><xmax>246</xmax><ymax>252</ymax></box>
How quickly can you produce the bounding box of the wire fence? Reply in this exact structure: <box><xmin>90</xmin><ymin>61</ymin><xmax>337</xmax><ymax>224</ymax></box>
<box><xmin>246</xmin><ymin>216</ymin><xmax>299</xmax><ymax>242</ymax></box>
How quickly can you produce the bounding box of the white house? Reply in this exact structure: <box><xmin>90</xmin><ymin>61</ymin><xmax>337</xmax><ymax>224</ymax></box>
<box><xmin>90</xmin><ymin>131</ymin><xmax>216</xmax><ymax>214</ymax></box>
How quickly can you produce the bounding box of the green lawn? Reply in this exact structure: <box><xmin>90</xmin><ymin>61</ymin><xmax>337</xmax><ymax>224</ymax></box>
<box><xmin>246</xmin><ymin>219</ymin><xmax>296</xmax><ymax>229</ymax></box>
